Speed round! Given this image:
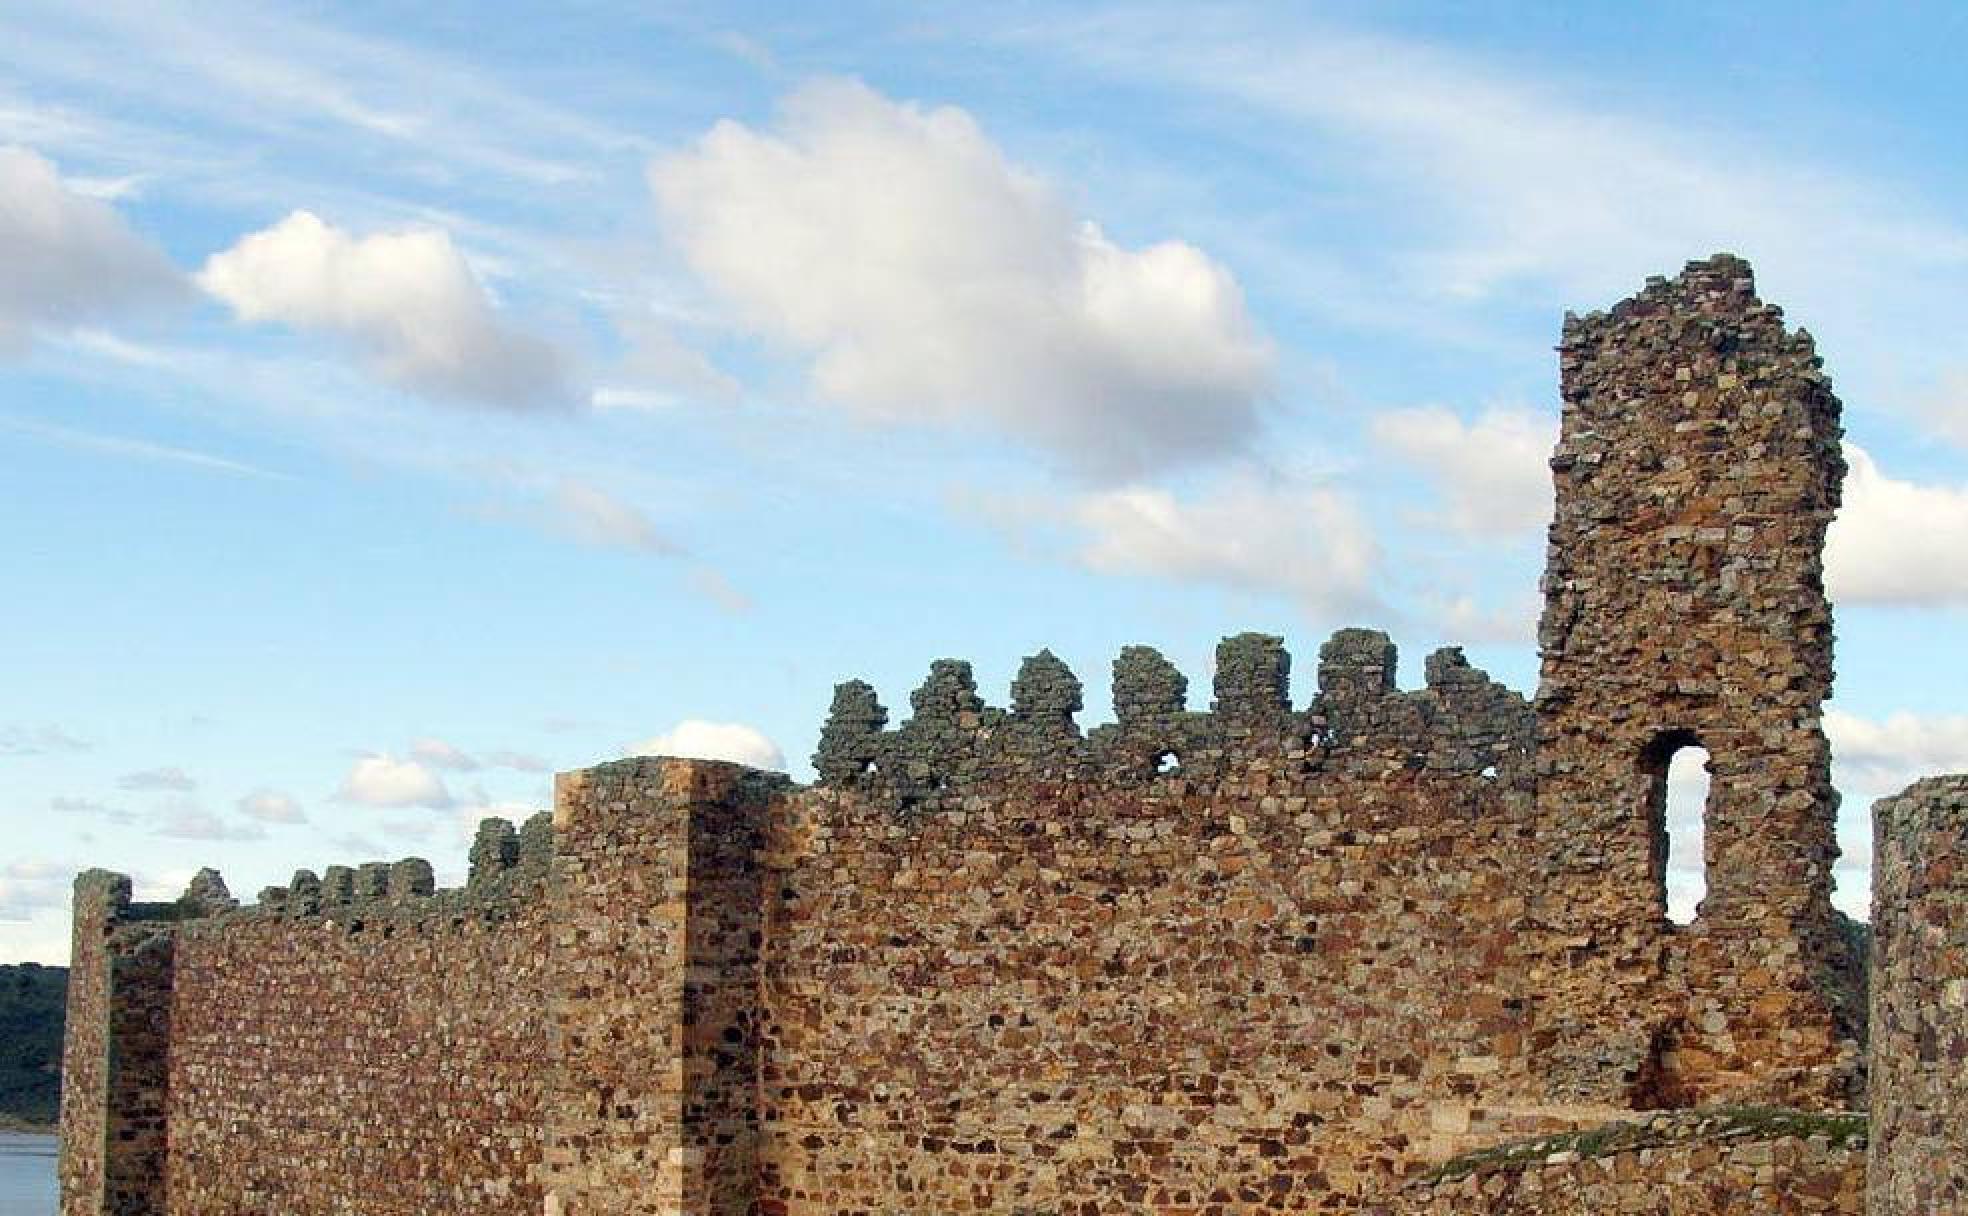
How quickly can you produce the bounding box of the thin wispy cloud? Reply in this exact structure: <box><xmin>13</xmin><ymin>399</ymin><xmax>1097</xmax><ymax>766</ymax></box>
<box><xmin>116</xmin><ymin>766</ymin><xmax>197</xmax><ymax>793</ymax></box>
<box><xmin>0</xmin><ymin>2</ymin><xmax>650</xmax><ymax>184</ymax></box>
<box><xmin>0</xmin><ymin>724</ymin><xmax>91</xmax><ymax>757</ymax></box>
<box><xmin>0</xmin><ymin>414</ymin><xmax>291</xmax><ymax>481</ymax></box>
<box><xmin>1028</xmin><ymin>12</ymin><xmax>1968</xmax><ymax>285</ymax></box>
<box><xmin>156</xmin><ymin>805</ymin><xmax>267</xmax><ymax>842</ymax></box>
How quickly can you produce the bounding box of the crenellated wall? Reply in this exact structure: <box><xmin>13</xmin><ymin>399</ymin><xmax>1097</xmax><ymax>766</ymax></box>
<box><xmin>769</xmin><ymin>632</ymin><xmax>1569</xmax><ymax>1212</ymax></box>
<box><xmin>61</xmin><ymin>255</ymin><xmax>1952</xmax><ymax>1215</ymax></box>
<box><xmin>61</xmin><ymin>821</ymin><xmax>560</xmax><ymax>1216</ymax></box>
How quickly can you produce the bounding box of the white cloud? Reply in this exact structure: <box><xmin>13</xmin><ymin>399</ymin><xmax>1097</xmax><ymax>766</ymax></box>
<box><xmin>409</xmin><ymin>738</ymin><xmax>480</xmax><ymax>771</ymax></box>
<box><xmin>155</xmin><ymin>806</ymin><xmax>267</xmax><ymax>842</ymax></box>
<box><xmin>236</xmin><ymin>788</ymin><xmax>305</xmax><ymax>824</ymax></box>
<box><xmin>483</xmin><ymin>749</ymin><xmax>548</xmax><ymax>773</ymax></box>
<box><xmin>1828</xmin><ymin>709</ymin><xmax>1968</xmax><ymax>805</ymax></box>
<box><xmin>1015</xmin><ymin>16</ymin><xmax>1968</xmax><ymax>309</ymax></box>
<box><xmin>1370</xmin><ymin>405</ymin><xmax>1554</xmax><ymax>535</ymax></box>
<box><xmin>0</xmin><ymin>723</ymin><xmax>91</xmax><ymax>756</ymax></box>
<box><xmin>650</xmin><ymin>78</ymin><xmax>1273</xmax><ymax>479</ymax></box>
<box><xmin>198</xmin><ymin>209</ymin><xmax>575</xmax><ymax>409</ymax></box>
<box><xmin>1662</xmin><ymin>745</ymin><xmax>1711</xmax><ymax>924</ymax></box>
<box><xmin>1919</xmin><ymin>370</ymin><xmax>1968</xmax><ymax>449</ymax></box>
<box><xmin>1034</xmin><ymin>472</ymin><xmax>1378</xmax><ymax>619</ymax></box>
<box><xmin>1826</xmin><ymin>444</ymin><xmax>1968</xmax><ymax>606</ymax></box>
<box><xmin>336</xmin><ymin>753</ymin><xmax>453</xmax><ymax>809</ymax></box>
<box><xmin>594</xmin><ymin>313</ymin><xmax>743</xmax><ymax>410</ymax></box>
<box><xmin>1</xmin><ymin>412</ymin><xmax>291</xmax><ymax>481</ymax></box>
<box><xmin>117</xmin><ymin>766</ymin><xmax>197</xmax><ymax>792</ymax></box>
<box><xmin>0</xmin><ymin>861</ymin><xmax>72</xmax><ymax>923</ymax></box>
<box><xmin>542</xmin><ymin>479</ymin><xmax>680</xmax><ymax>554</ymax></box>
<box><xmin>1427</xmin><ymin>590</ymin><xmax>1540</xmax><ymax>645</ymax></box>
<box><xmin>0</xmin><ymin>145</ymin><xmax>182</xmax><ymax>351</ymax></box>
<box><xmin>627</xmin><ymin>720</ymin><xmax>786</xmax><ymax>771</ymax></box>
<box><xmin>684</xmin><ymin>566</ymin><xmax>754</xmax><ymax>615</ymax></box>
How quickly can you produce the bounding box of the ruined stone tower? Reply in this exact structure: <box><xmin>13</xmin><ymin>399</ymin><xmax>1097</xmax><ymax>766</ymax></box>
<box><xmin>1532</xmin><ymin>254</ymin><xmax>1857</xmax><ymax>1105</ymax></box>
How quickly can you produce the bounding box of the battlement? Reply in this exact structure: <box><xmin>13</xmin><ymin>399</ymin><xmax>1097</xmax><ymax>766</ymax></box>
<box><xmin>813</xmin><ymin>629</ymin><xmax>1535</xmax><ymax>808</ymax></box>
<box><xmin>56</xmin><ymin>255</ymin><xmax>1959</xmax><ymax>1216</ymax></box>
<box><xmin>78</xmin><ymin>813</ymin><xmax>557</xmax><ymax>951</ymax></box>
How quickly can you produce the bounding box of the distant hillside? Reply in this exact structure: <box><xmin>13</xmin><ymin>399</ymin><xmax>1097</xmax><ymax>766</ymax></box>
<box><xmin>0</xmin><ymin>963</ymin><xmax>66</xmax><ymax>1128</ymax></box>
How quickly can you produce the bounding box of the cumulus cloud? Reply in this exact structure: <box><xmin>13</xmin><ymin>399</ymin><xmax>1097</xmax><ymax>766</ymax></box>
<box><xmin>627</xmin><ymin>720</ymin><xmax>786</xmax><ymax>771</ymax></box>
<box><xmin>1827</xmin><ymin>709</ymin><xmax>1968</xmax><ymax>804</ymax></box>
<box><xmin>1826</xmin><ymin>444</ymin><xmax>1968</xmax><ymax>606</ymax></box>
<box><xmin>117</xmin><ymin>766</ymin><xmax>197</xmax><ymax>792</ymax></box>
<box><xmin>0</xmin><ymin>145</ymin><xmax>183</xmax><ymax>352</ymax></box>
<box><xmin>990</xmin><ymin>472</ymin><xmax>1377</xmax><ymax>620</ymax></box>
<box><xmin>1369</xmin><ymin>405</ymin><xmax>1555</xmax><ymax>535</ymax></box>
<box><xmin>236</xmin><ymin>789</ymin><xmax>305</xmax><ymax>824</ymax></box>
<box><xmin>198</xmin><ymin>209</ymin><xmax>575</xmax><ymax>409</ymax></box>
<box><xmin>336</xmin><ymin>753</ymin><xmax>453</xmax><ymax>809</ymax></box>
<box><xmin>650</xmin><ymin>78</ymin><xmax>1273</xmax><ymax>479</ymax></box>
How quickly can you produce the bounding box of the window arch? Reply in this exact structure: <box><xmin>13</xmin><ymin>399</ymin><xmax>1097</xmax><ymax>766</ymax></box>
<box><xmin>1640</xmin><ymin>730</ymin><xmax>1710</xmax><ymax>925</ymax></box>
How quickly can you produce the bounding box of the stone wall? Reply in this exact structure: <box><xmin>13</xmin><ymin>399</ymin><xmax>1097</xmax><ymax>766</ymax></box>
<box><xmin>765</xmin><ymin>635</ymin><xmax>1583</xmax><ymax>1213</ymax></box>
<box><xmin>1531</xmin><ymin>255</ymin><xmax>1858</xmax><ymax>1109</ymax></box>
<box><xmin>1377</xmin><ymin>1109</ymin><xmax>1866</xmax><ymax>1215</ymax></box>
<box><xmin>541</xmin><ymin>758</ymin><xmax>787</xmax><ymax>1216</ymax></box>
<box><xmin>63</xmin><ymin>823</ymin><xmax>559</xmax><ymax>1216</ymax></box>
<box><xmin>55</xmin><ymin>255</ymin><xmax>1905</xmax><ymax>1215</ymax></box>
<box><xmin>1867</xmin><ymin>776</ymin><xmax>1968</xmax><ymax>1214</ymax></box>
<box><xmin>163</xmin><ymin>847</ymin><xmax>555</xmax><ymax>1216</ymax></box>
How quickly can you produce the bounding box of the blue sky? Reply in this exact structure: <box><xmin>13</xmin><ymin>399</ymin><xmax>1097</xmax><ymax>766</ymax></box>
<box><xmin>4</xmin><ymin>1</ymin><xmax>1967</xmax><ymax>961</ymax></box>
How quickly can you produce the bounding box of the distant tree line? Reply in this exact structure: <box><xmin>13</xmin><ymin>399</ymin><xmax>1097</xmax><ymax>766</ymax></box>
<box><xmin>0</xmin><ymin>963</ymin><xmax>66</xmax><ymax>1127</ymax></box>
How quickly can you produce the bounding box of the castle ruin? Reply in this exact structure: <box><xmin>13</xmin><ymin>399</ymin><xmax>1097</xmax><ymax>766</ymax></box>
<box><xmin>57</xmin><ymin>256</ymin><xmax>1967</xmax><ymax>1214</ymax></box>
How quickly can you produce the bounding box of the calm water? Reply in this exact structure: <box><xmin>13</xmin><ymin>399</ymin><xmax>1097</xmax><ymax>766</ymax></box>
<box><xmin>0</xmin><ymin>1132</ymin><xmax>57</xmax><ymax>1216</ymax></box>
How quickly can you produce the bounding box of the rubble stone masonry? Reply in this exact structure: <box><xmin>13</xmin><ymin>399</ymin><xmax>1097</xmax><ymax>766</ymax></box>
<box><xmin>1867</xmin><ymin>776</ymin><xmax>1968</xmax><ymax>1214</ymax></box>
<box><xmin>1531</xmin><ymin>255</ymin><xmax>1857</xmax><ymax>1109</ymax></box>
<box><xmin>1378</xmin><ymin>1108</ymin><xmax>1866</xmax><ymax>1215</ymax></box>
<box><xmin>55</xmin><ymin>257</ymin><xmax>1960</xmax><ymax>1214</ymax></box>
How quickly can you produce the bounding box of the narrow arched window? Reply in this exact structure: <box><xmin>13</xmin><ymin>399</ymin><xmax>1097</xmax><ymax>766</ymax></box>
<box><xmin>1640</xmin><ymin>730</ymin><xmax>1709</xmax><ymax>925</ymax></box>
